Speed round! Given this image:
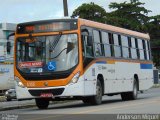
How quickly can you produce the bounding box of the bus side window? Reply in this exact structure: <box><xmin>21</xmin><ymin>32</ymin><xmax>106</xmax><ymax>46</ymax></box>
<box><xmin>93</xmin><ymin>30</ymin><xmax>102</xmax><ymax>57</ymax></box>
<box><xmin>135</xmin><ymin>38</ymin><xmax>140</xmax><ymax>59</ymax></box>
<box><xmin>113</xmin><ymin>34</ymin><xmax>122</xmax><ymax>58</ymax></box>
<box><xmin>138</xmin><ymin>39</ymin><xmax>145</xmax><ymax>60</ymax></box>
<box><xmin>85</xmin><ymin>36</ymin><xmax>94</xmax><ymax>57</ymax></box>
<box><xmin>81</xmin><ymin>31</ymin><xmax>94</xmax><ymax>57</ymax></box>
<box><xmin>108</xmin><ymin>33</ymin><xmax>114</xmax><ymax>57</ymax></box>
<box><xmin>147</xmin><ymin>40</ymin><xmax>151</xmax><ymax>60</ymax></box>
<box><xmin>128</xmin><ymin>37</ymin><xmax>132</xmax><ymax>58</ymax></box>
<box><xmin>142</xmin><ymin>40</ymin><xmax>147</xmax><ymax>60</ymax></box>
<box><xmin>145</xmin><ymin>40</ymin><xmax>150</xmax><ymax>60</ymax></box>
<box><xmin>121</xmin><ymin>36</ymin><xmax>129</xmax><ymax>58</ymax></box>
<box><xmin>131</xmin><ymin>37</ymin><xmax>138</xmax><ymax>59</ymax></box>
<box><xmin>101</xmin><ymin>31</ymin><xmax>111</xmax><ymax>57</ymax></box>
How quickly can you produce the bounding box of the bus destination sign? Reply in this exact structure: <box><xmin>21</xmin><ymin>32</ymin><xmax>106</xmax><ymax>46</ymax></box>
<box><xmin>17</xmin><ymin>21</ymin><xmax>78</xmax><ymax>34</ymax></box>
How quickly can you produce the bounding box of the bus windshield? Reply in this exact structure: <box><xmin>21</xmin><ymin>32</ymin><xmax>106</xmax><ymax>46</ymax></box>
<box><xmin>16</xmin><ymin>34</ymin><xmax>78</xmax><ymax>73</ymax></box>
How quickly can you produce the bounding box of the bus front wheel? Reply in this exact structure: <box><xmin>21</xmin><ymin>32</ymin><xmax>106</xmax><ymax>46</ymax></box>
<box><xmin>35</xmin><ymin>98</ymin><xmax>49</xmax><ymax>109</ymax></box>
<box><xmin>82</xmin><ymin>79</ymin><xmax>102</xmax><ymax>105</ymax></box>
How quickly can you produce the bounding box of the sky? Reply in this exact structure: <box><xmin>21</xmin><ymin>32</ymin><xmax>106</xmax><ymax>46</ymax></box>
<box><xmin>0</xmin><ymin>0</ymin><xmax>159</xmax><ymax>23</ymax></box>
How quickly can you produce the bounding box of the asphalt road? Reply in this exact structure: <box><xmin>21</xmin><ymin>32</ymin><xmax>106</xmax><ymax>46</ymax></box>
<box><xmin>0</xmin><ymin>88</ymin><xmax>160</xmax><ymax>120</ymax></box>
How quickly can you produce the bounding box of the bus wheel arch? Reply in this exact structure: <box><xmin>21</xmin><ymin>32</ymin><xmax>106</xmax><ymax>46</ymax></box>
<box><xmin>97</xmin><ymin>74</ymin><xmax>104</xmax><ymax>95</ymax></box>
<box><xmin>121</xmin><ymin>74</ymin><xmax>139</xmax><ymax>101</ymax></box>
<box><xmin>134</xmin><ymin>74</ymin><xmax>139</xmax><ymax>91</ymax></box>
<box><xmin>82</xmin><ymin>74</ymin><xmax>104</xmax><ymax>105</ymax></box>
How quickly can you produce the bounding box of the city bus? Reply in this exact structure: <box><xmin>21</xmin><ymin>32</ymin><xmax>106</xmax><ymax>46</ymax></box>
<box><xmin>13</xmin><ymin>18</ymin><xmax>153</xmax><ymax>109</ymax></box>
<box><xmin>0</xmin><ymin>38</ymin><xmax>14</xmax><ymax>96</ymax></box>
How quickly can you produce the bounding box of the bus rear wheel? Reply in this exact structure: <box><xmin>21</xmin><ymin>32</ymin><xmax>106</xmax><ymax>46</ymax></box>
<box><xmin>121</xmin><ymin>80</ymin><xmax>138</xmax><ymax>101</ymax></box>
<box><xmin>35</xmin><ymin>98</ymin><xmax>49</xmax><ymax>109</ymax></box>
<box><xmin>82</xmin><ymin>79</ymin><xmax>102</xmax><ymax>105</ymax></box>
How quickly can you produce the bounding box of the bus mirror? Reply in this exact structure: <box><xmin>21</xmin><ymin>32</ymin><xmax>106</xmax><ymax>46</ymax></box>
<box><xmin>66</xmin><ymin>42</ymin><xmax>75</xmax><ymax>54</ymax></box>
<box><xmin>7</xmin><ymin>41</ymin><xmax>11</xmax><ymax>53</ymax></box>
<box><xmin>7</xmin><ymin>32</ymin><xmax>15</xmax><ymax>40</ymax></box>
<box><xmin>87</xmin><ymin>36</ymin><xmax>92</xmax><ymax>46</ymax></box>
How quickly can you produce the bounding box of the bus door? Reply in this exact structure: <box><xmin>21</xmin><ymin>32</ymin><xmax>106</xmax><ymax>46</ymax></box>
<box><xmin>81</xmin><ymin>28</ymin><xmax>96</xmax><ymax>95</ymax></box>
<box><xmin>101</xmin><ymin>32</ymin><xmax>116</xmax><ymax>93</ymax></box>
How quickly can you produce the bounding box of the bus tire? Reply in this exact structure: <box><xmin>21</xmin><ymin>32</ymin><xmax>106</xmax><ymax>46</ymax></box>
<box><xmin>121</xmin><ymin>92</ymin><xmax>128</xmax><ymax>101</ymax></box>
<box><xmin>128</xmin><ymin>80</ymin><xmax>138</xmax><ymax>100</ymax></box>
<box><xmin>90</xmin><ymin>79</ymin><xmax>103</xmax><ymax>105</ymax></box>
<box><xmin>121</xmin><ymin>80</ymin><xmax>138</xmax><ymax>101</ymax></box>
<box><xmin>82</xmin><ymin>79</ymin><xmax>102</xmax><ymax>105</ymax></box>
<box><xmin>35</xmin><ymin>98</ymin><xmax>49</xmax><ymax>109</ymax></box>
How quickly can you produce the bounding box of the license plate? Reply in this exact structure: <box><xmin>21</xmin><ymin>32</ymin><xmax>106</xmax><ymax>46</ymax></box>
<box><xmin>40</xmin><ymin>93</ymin><xmax>53</xmax><ymax>98</ymax></box>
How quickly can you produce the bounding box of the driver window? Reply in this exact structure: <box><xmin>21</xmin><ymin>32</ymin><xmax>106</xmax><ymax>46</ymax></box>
<box><xmin>81</xmin><ymin>31</ymin><xmax>93</xmax><ymax>57</ymax></box>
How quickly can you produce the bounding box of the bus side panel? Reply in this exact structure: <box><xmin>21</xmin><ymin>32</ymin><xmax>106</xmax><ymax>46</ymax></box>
<box><xmin>115</xmin><ymin>62</ymin><xmax>139</xmax><ymax>92</ymax></box>
<box><xmin>83</xmin><ymin>61</ymin><xmax>153</xmax><ymax>96</ymax></box>
<box><xmin>115</xmin><ymin>61</ymin><xmax>153</xmax><ymax>92</ymax></box>
<box><xmin>139</xmin><ymin>64</ymin><xmax>153</xmax><ymax>90</ymax></box>
<box><xmin>84</xmin><ymin>62</ymin><xmax>116</xmax><ymax>95</ymax></box>
<box><xmin>84</xmin><ymin>64</ymin><xmax>97</xmax><ymax>96</ymax></box>
<box><xmin>61</xmin><ymin>76</ymin><xmax>85</xmax><ymax>96</ymax></box>
<box><xmin>102</xmin><ymin>63</ymin><xmax>116</xmax><ymax>93</ymax></box>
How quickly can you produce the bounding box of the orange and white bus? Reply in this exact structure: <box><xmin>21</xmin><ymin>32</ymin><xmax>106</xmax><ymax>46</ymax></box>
<box><xmin>13</xmin><ymin>18</ymin><xmax>153</xmax><ymax>109</ymax></box>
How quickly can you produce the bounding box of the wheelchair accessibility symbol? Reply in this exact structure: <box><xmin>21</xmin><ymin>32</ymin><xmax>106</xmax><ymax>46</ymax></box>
<box><xmin>47</xmin><ymin>62</ymin><xmax>56</xmax><ymax>71</ymax></box>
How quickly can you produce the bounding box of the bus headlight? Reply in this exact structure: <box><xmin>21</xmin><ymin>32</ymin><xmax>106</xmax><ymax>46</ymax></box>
<box><xmin>5</xmin><ymin>91</ymin><xmax>8</xmax><ymax>95</ymax></box>
<box><xmin>14</xmin><ymin>76</ymin><xmax>25</xmax><ymax>88</ymax></box>
<box><xmin>70</xmin><ymin>72</ymin><xmax>80</xmax><ymax>84</ymax></box>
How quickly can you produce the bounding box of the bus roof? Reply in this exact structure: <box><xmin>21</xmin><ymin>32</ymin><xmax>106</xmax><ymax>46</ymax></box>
<box><xmin>16</xmin><ymin>18</ymin><xmax>150</xmax><ymax>40</ymax></box>
<box><xmin>78</xmin><ymin>18</ymin><xmax>150</xmax><ymax>40</ymax></box>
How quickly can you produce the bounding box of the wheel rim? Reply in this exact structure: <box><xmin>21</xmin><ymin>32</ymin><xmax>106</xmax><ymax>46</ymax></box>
<box><xmin>133</xmin><ymin>83</ymin><xmax>137</xmax><ymax>97</ymax></box>
<box><xmin>96</xmin><ymin>82</ymin><xmax>102</xmax><ymax>101</ymax></box>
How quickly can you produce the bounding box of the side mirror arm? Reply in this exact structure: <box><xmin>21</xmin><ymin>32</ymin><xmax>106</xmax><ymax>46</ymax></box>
<box><xmin>7</xmin><ymin>32</ymin><xmax>15</xmax><ymax>40</ymax></box>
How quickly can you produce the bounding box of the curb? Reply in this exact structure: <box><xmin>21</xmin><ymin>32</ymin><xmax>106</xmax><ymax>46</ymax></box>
<box><xmin>153</xmin><ymin>84</ymin><xmax>160</xmax><ymax>88</ymax></box>
<box><xmin>0</xmin><ymin>104</ymin><xmax>36</xmax><ymax>111</ymax></box>
<box><xmin>0</xmin><ymin>100</ymin><xmax>72</xmax><ymax>111</ymax></box>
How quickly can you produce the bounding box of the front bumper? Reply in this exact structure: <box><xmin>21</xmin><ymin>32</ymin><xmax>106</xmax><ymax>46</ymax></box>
<box><xmin>16</xmin><ymin>77</ymin><xmax>84</xmax><ymax>100</ymax></box>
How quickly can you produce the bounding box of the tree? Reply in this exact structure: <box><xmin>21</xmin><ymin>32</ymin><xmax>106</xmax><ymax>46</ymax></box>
<box><xmin>71</xmin><ymin>2</ymin><xmax>107</xmax><ymax>23</ymax></box>
<box><xmin>148</xmin><ymin>15</ymin><xmax>160</xmax><ymax>39</ymax></box>
<box><xmin>107</xmin><ymin>0</ymin><xmax>160</xmax><ymax>67</ymax></box>
<box><xmin>106</xmin><ymin>0</ymin><xmax>151</xmax><ymax>32</ymax></box>
<box><xmin>148</xmin><ymin>15</ymin><xmax>160</xmax><ymax>68</ymax></box>
<box><xmin>72</xmin><ymin>1</ymin><xmax>160</xmax><ymax>67</ymax></box>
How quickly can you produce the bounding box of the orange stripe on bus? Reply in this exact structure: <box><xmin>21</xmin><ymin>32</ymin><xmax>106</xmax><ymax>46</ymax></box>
<box><xmin>107</xmin><ymin>60</ymin><xmax>115</xmax><ymax>64</ymax></box>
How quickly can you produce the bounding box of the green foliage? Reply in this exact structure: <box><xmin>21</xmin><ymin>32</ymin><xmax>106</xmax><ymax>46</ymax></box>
<box><xmin>148</xmin><ymin>15</ymin><xmax>160</xmax><ymax>67</ymax></box>
<box><xmin>147</xmin><ymin>15</ymin><xmax>160</xmax><ymax>39</ymax></box>
<box><xmin>72</xmin><ymin>0</ymin><xmax>160</xmax><ymax>67</ymax></box>
<box><xmin>71</xmin><ymin>2</ymin><xmax>107</xmax><ymax>23</ymax></box>
<box><xmin>107</xmin><ymin>0</ymin><xmax>151</xmax><ymax>32</ymax></box>
<box><xmin>152</xmin><ymin>49</ymin><xmax>160</xmax><ymax>67</ymax></box>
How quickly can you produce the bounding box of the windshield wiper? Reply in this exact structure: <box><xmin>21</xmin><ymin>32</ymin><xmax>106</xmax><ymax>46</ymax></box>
<box><xmin>50</xmin><ymin>48</ymin><xmax>67</xmax><ymax>60</ymax></box>
<box><xmin>49</xmin><ymin>42</ymin><xmax>75</xmax><ymax>60</ymax></box>
<box><xmin>49</xmin><ymin>33</ymin><xmax>62</xmax><ymax>52</ymax></box>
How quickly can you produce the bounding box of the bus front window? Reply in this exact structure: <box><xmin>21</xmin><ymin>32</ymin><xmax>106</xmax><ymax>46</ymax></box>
<box><xmin>16</xmin><ymin>34</ymin><xmax>78</xmax><ymax>73</ymax></box>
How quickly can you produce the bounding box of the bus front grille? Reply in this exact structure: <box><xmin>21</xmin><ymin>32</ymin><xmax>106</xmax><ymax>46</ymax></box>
<box><xmin>28</xmin><ymin>88</ymin><xmax>65</xmax><ymax>96</ymax></box>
